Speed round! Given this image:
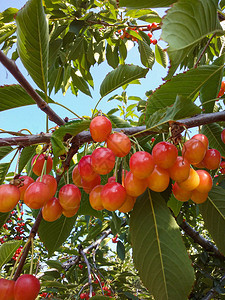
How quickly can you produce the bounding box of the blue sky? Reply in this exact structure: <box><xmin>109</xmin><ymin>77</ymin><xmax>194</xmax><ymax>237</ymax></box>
<box><xmin>0</xmin><ymin>1</ymin><xmax>168</xmax><ymax>135</ymax></box>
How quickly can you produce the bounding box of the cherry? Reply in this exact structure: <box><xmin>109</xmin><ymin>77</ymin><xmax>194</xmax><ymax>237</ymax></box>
<box><xmin>0</xmin><ymin>184</ymin><xmax>20</xmax><ymax>213</ymax></box>
<box><xmin>195</xmin><ymin>170</ymin><xmax>212</xmax><ymax>193</ymax></box>
<box><xmin>172</xmin><ymin>182</ymin><xmax>192</xmax><ymax>202</ymax></box>
<box><xmin>31</xmin><ymin>154</ymin><xmax>53</xmax><ymax>176</ymax></box>
<box><xmin>89</xmin><ymin>185</ymin><xmax>104</xmax><ymax>211</ymax></box>
<box><xmin>202</xmin><ymin>148</ymin><xmax>221</xmax><ymax>170</ymax></box>
<box><xmin>146</xmin><ymin>165</ymin><xmax>170</xmax><ymax>192</ymax></box>
<box><xmin>91</xmin><ymin>147</ymin><xmax>115</xmax><ymax>175</ymax></box>
<box><xmin>81</xmin><ymin>175</ymin><xmax>101</xmax><ymax>194</ymax></box>
<box><xmin>151</xmin><ymin>22</ymin><xmax>158</xmax><ymax>28</ymax></box>
<box><xmin>18</xmin><ymin>176</ymin><xmax>34</xmax><ymax>200</ymax></box>
<box><xmin>151</xmin><ymin>39</ymin><xmax>157</xmax><ymax>45</ymax></box>
<box><xmin>221</xmin><ymin>129</ymin><xmax>225</xmax><ymax>144</ymax></box>
<box><xmin>129</xmin><ymin>151</ymin><xmax>155</xmax><ymax>179</ymax></box>
<box><xmin>118</xmin><ymin>194</ymin><xmax>136</xmax><ymax>213</ymax></box>
<box><xmin>191</xmin><ymin>190</ymin><xmax>208</xmax><ymax>204</ymax></box>
<box><xmin>148</xmin><ymin>32</ymin><xmax>152</xmax><ymax>38</ymax></box>
<box><xmin>191</xmin><ymin>134</ymin><xmax>208</xmax><ymax>150</ymax></box>
<box><xmin>101</xmin><ymin>182</ymin><xmax>126</xmax><ymax>211</ymax></box>
<box><xmin>178</xmin><ymin>168</ymin><xmax>200</xmax><ymax>191</ymax></box>
<box><xmin>24</xmin><ymin>182</ymin><xmax>50</xmax><ymax>209</ymax></box>
<box><xmin>108</xmin><ymin>176</ymin><xmax>116</xmax><ymax>183</ymax></box>
<box><xmin>168</xmin><ymin>156</ymin><xmax>190</xmax><ymax>182</ymax></box>
<box><xmin>106</xmin><ymin>132</ymin><xmax>131</xmax><ymax>157</ymax></box>
<box><xmin>112</xmin><ymin>234</ymin><xmax>118</xmax><ymax>243</ymax></box>
<box><xmin>78</xmin><ymin>155</ymin><xmax>98</xmax><ymax>182</ymax></box>
<box><xmin>14</xmin><ymin>274</ymin><xmax>40</xmax><ymax>300</ymax></box>
<box><xmin>152</xmin><ymin>141</ymin><xmax>178</xmax><ymax>169</ymax></box>
<box><xmin>0</xmin><ymin>278</ymin><xmax>15</xmax><ymax>300</ymax></box>
<box><xmin>124</xmin><ymin>171</ymin><xmax>147</xmax><ymax>197</ymax></box>
<box><xmin>59</xmin><ymin>184</ymin><xmax>81</xmax><ymax>210</ymax></box>
<box><xmin>78</xmin><ymin>264</ymin><xmax>83</xmax><ymax>270</ymax></box>
<box><xmin>90</xmin><ymin>116</ymin><xmax>112</xmax><ymax>142</ymax></box>
<box><xmin>72</xmin><ymin>165</ymin><xmax>82</xmax><ymax>187</ymax></box>
<box><xmin>62</xmin><ymin>206</ymin><xmax>79</xmax><ymax>218</ymax></box>
<box><xmin>182</xmin><ymin>139</ymin><xmax>206</xmax><ymax>164</ymax></box>
<box><xmin>36</xmin><ymin>174</ymin><xmax>57</xmax><ymax>198</ymax></box>
<box><xmin>42</xmin><ymin>197</ymin><xmax>63</xmax><ymax>222</ymax></box>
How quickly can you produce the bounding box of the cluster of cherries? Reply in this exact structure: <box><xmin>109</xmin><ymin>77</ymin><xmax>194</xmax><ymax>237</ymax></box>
<box><xmin>80</xmin><ymin>274</ymin><xmax>112</xmax><ymax>299</ymax></box>
<box><xmin>0</xmin><ymin>274</ymin><xmax>40</xmax><ymax>300</ymax></box>
<box><xmin>218</xmin><ymin>81</ymin><xmax>225</xmax><ymax>97</ymax></box>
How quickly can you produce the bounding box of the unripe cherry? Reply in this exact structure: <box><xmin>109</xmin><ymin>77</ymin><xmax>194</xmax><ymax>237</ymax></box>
<box><xmin>0</xmin><ymin>184</ymin><xmax>20</xmax><ymax>213</ymax></box>
<box><xmin>178</xmin><ymin>168</ymin><xmax>200</xmax><ymax>191</ymax></box>
<box><xmin>90</xmin><ymin>116</ymin><xmax>112</xmax><ymax>142</ymax></box>
<box><xmin>152</xmin><ymin>141</ymin><xmax>178</xmax><ymax>169</ymax></box>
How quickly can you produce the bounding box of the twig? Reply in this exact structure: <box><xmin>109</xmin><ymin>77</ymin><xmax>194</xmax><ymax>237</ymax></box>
<box><xmin>79</xmin><ymin>246</ymin><xmax>93</xmax><ymax>298</ymax></box>
<box><xmin>201</xmin><ymin>275</ymin><xmax>225</xmax><ymax>300</ymax></box>
<box><xmin>194</xmin><ymin>33</ymin><xmax>216</xmax><ymax>68</ymax></box>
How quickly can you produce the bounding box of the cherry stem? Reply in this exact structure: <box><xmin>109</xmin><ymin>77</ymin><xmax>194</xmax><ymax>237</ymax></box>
<box><xmin>30</xmin><ymin>237</ymin><xmax>34</xmax><ymax>275</ymax></box>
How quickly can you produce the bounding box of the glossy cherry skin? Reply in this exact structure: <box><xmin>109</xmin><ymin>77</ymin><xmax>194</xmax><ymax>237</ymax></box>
<box><xmin>202</xmin><ymin>148</ymin><xmax>221</xmax><ymax>170</ymax></box>
<box><xmin>172</xmin><ymin>182</ymin><xmax>192</xmax><ymax>202</ymax></box>
<box><xmin>62</xmin><ymin>206</ymin><xmax>79</xmax><ymax>218</ymax></box>
<box><xmin>89</xmin><ymin>185</ymin><xmax>104</xmax><ymax>211</ymax></box>
<box><xmin>178</xmin><ymin>168</ymin><xmax>200</xmax><ymax>191</ymax></box>
<box><xmin>106</xmin><ymin>132</ymin><xmax>131</xmax><ymax>157</ymax></box>
<box><xmin>31</xmin><ymin>154</ymin><xmax>53</xmax><ymax>176</ymax></box>
<box><xmin>191</xmin><ymin>190</ymin><xmax>208</xmax><ymax>204</ymax></box>
<box><xmin>14</xmin><ymin>274</ymin><xmax>40</xmax><ymax>300</ymax></box>
<box><xmin>59</xmin><ymin>184</ymin><xmax>81</xmax><ymax>210</ymax></box>
<box><xmin>81</xmin><ymin>175</ymin><xmax>101</xmax><ymax>194</ymax></box>
<box><xmin>36</xmin><ymin>174</ymin><xmax>57</xmax><ymax>198</ymax></box>
<box><xmin>24</xmin><ymin>182</ymin><xmax>50</xmax><ymax>209</ymax></box>
<box><xmin>195</xmin><ymin>170</ymin><xmax>213</xmax><ymax>193</ymax></box>
<box><xmin>221</xmin><ymin>129</ymin><xmax>225</xmax><ymax>144</ymax></box>
<box><xmin>78</xmin><ymin>155</ymin><xmax>98</xmax><ymax>182</ymax></box>
<box><xmin>168</xmin><ymin>156</ymin><xmax>190</xmax><ymax>183</ymax></box>
<box><xmin>18</xmin><ymin>176</ymin><xmax>34</xmax><ymax>200</ymax></box>
<box><xmin>72</xmin><ymin>165</ymin><xmax>82</xmax><ymax>187</ymax></box>
<box><xmin>91</xmin><ymin>147</ymin><xmax>115</xmax><ymax>175</ymax></box>
<box><xmin>118</xmin><ymin>194</ymin><xmax>136</xmax><ymax>213</ymax></box>
<box><xmin>129</xmin><ymin>151</ymin><xmax>155</xmax><ymax>179</ymax></box>
<box><xmin>0</xmin><ymin>278</ymin><xmax>15</xmax><ymax>300</ymax></box>
<box><xmin>42</xmin><ymin>197</ymin><xmax>63</xmax><ymax>222</ymax></box>
<box><xmin>0</xmin><ymin>184</ymin><xmax>20</xmax><ymax>213</ymax></box>
<box><xmin>191</xmin><ymin>134</ymin><xmax>209</xmax><ymax>150</ymax></box>
<box><xmin>90</xmin><ymin>116</ymin><xmax>112</xmax><ymax>142</ymax></box>
<box><xmin>101</xmin><ymin>182</ymin><xmax>126</xmax><ymax>211</ymax></box>
<box><xmin>146</xmin><ymin>165</ymin><xmax>170</xmax><ymax>192</ymax></box>
<box><xmin>182</xmin><ymin>139</ymin><xmax>206</xmax><ymax>164</ymax></box>
<box><xmin>124</xmin><ymin>171</ymin><xmax>147</xmax><ymax>197</ymax></box>
<box><xmin>152</xmin><ymin>141</ymin><xmax>178</xmax><ymax>169</ymax></box>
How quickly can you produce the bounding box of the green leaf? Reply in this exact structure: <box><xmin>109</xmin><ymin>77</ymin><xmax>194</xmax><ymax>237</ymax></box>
<box><xmin>138</xmin><ymin>40</ymin><xmax>155</xmax><ymax>69</ymax></box>
<box><xmin>0</xmin><ymin>85</ymin><xmax>54</xmax><ymax>112</ymax></box>
<box><xmin>16</xmin><ymin>0</ymin><xmax>49</xmax><ymax>92</ymax></box>
<box><xmin>146</xmin><ymin>65</ymin><xmax>224</xmax><ymax>117</ymax></box>
<box><xmin>167</xmin><ymin>194</ymin><xmax>183</xmax><ymax>217</ymax></box>
<box><xmin>108</xmin><ymin>115</ymin><xmax>132</xmax><ymax>128</ymax></box>
<box><xmin>71</xmin><ymin>69</ymin><xmax>92</xmax><ymax>97</ymax></box>
<box><xmin>200</xmin><ymin>54</ymin><xmax>225</xmax><ymax>113</ymax></box>
<box><xmin>119</xmin><ymin>0</ymin><xmax>177</xmax><ymax>8</ymax></box>
<box><xmin>0</xmin><ymin>240</ymin><xmax>22</xmax><ymax>268</ymax></box>
<box><xmin>0</xmin><ymin>163</ymin><xmax>10</xmax><ymax>184</ymax></box>
<box><xmin>38</xmin><ymin>214</ymin><xmax>77</xmax><ymax>257</ymax></box>
<box><xmin>0</xmin><ymin>146</ymin><xmax>13</xmax><ymax>161</ymax></box>
<box><xmin>161</xmin><ymin>0</ymin><xmax>223</xmax><ymax>78</ymax></box>
<box><xmin>0</xmin><ymin>212</ymin><xmax>10</xmax><ymax>229</ymax></box>
<box><xmin>117</xmin><ymin>240</ymin><xmax>125</xmax><ymax>261</ymax></box>
<box><xmin>201</xmin><ymin>123</ymin><xmax>225</xmax><ymax>157</ymax></box>
<box><xmin>52</xmin><ymin>119</ymin><xmax>91</xmax><ymax>140</ymax></box>
<box><xmin>69</xmin><ymin>20</ymin><xmax>86</xmax><ymax>35</ymax></box>
<box><xmin>130</xmin><ymin>190</ymin><xmax>195</xmax><ymax>299</ymax></box>
<box><xmin>155</xmin><ymin>44</ymin><xmax>168</xmax><ymax>68</ymax></box>
<box><xmin>91</xmin><ymin>296</ymin><xmax>115</xmax><ymax>300</ymax></box>
<box><xmin>106</xmin><ymin>44</ymin><xmax>119</xmax><ymax>69</ymax></box>
<box><xmin>18</xmin><ymin>145</ymin><xmax>37</xmax><ymax>174</ymax></box>
<box><xmin>100</xmin><ymin>65</ymin><xmax>149</xmax><ymax>98</ymax></box>
<box><xmin>0</xmin><ymin>8</ymin><xmax>19</xmax><ymax>23</ymax></box>
<box><xmin>126</xmin><ymin>8</ymin><xmax>161</xmax><ymax>23</ymax></box>
<box><xmin>111</xmin><ymin>212</ymin><xmax>122</xmax><ymax>233</ymax></box>
<box><xmin>51</xmin><ymin>136</ymin><xmax>67</xmax><ymax>159</ymax></box>
<box><xmin>78</xmin><ymin>190</ymin><xmax>103</xmax><ymax>219</ymax></box>
<box><xmin>200</xmin><ymin>186</ymin><xmax>225</xmax><ymax>255</ymax></box>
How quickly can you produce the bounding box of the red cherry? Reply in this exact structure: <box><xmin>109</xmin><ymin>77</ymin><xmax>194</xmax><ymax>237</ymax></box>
<box><xmin>72</xmin><ymin>165</ymin><xmax>82</xmax><ymax>187</ymax></box>
<box><xmin>221</xmin><ymin>129</ymin><xmax>225</xmax><ymax>144</ymax></box>
<box><xmin>202</xmin><ymin>148</ymin><xmax>221</xmax><ymax>170</ymax></box>
<box><xmin>0</xmin><ymin>184</ymin><xmax>20</xmax><ymax>213</ymax></box>
<box><xmin>195</xmin><ymin>170</ymin><xmax>213</xmax><ymax>193</ymax></box>
<box><xmin>106</xmin><ymin>132</ymin><xmax>131</xmax><ymax>157</ymax></box>
<box><xmin>62</xmin><ymin>206</ymin><xmax>79</xmax><ymax>218</ymax></box>
<box><xmin>129</xmin><ymin>151</ymin><xmax>155</xmax><ymax>179</ymax></box>
<box><xmin>42</xmin><ymin>197</ymin><xmax>63</xmax><ymax>222</ymax></box>
<box><xmin>78</xmin><ymin>155</ymin><xmax>98</xmax><ymax>182</ymax></box>
<box><xmin>36</xmin><ymin>174</ymin><xmax>57</xmax><ymax>198</ymax></box>
<box><xmin>31</xmin><ymin>154</ymin><xmax>53</xmax><ymax>176</ymax></box>
<box><xmin>124</xmin><ymin>171</ymin><xmax>147</xmax><ymax>197</ymax></box>
<box><xmin>151</xmin><ymin>39</ymin><xmax>157</xmax><ymax>45</ymax></box>
<box><xmin>191</xmin><ymin>190</ymin><xmax>208</xmax><ymax>204</ymax></box>
<box><xmin>18</xmin><ymin>176</ymin><xmax>34</xmax><ymax>200</ymax></box>
<box><xmin>152</xmin><ymin>142</ymin><xmax>178</xmax><ymax>169</ymax></box>
<box><xmin>148</xmin><ymin>32</ymin><xmax>152</xmax><ymax>38</ymax></box>
<box><xmin>59</xmin><ymin>184</ymin><xmax>81</xmax><ymax>210</ymax></box>
<box><xmin>89</xmin><ymin>185</ymin><xmax>104</xmax><ymax>210</ymax></box>
<box><xmin>108</xmin><ymin>176</ymin><xmax>116</xmax><ymax>183</ymax></box>
<box><xmin>182</xmin><ymin>139</ymin><xmax>206</xmax><ymax>164</ymax></box>
<box><xmin>0</xmin><ymin>278</ymin><xmax>15</xmax><ymax>300</ymax></box>
<box><xmin>14</xmin><ymin>274</ymin><xmax>40</xmax><ymax>300</ymax></box>
<box><xmin>91</xmin><ymin>147</ymin><xmax>115</xmax><ymax>175</ymax></box>
<box><xmin>151</xmin><ymin>22</ymin><xmax>158</xmax><ymax>28</ymax></box>
<box><xmin>24</xmin><ymin>182</ymin><xmax>50</xmax><ymax>209</ymax></box>
<box><xmin>90</xmin><ymin>116</ymin><xmax>112</xmax><ymax>142</ymax></box>
<box><xmin>101</xmin><ymin>182</ymin><xmax>126</xmax><ymax>211</ymax></box>
<box><xmin>172</xmin><ymin>182</ymin><xmax>192</xmax><ymax>202</ymax></box>
<box><xmin>191</xmin><ymin>134</ymin><xmax>208</xmax><ymax>150</ymax></box>
<box><xmin>118</xmin><ymin>194</ymin><xmax>136</xmax><ymax>213</ymax></box>
<box><xmin>146</xmin><ymin>165</ymin><xmax>170</xmax><ymax>192</ymax></box>
<box><xmin>81</xmin><ymin>175</ymin><xmax>101</xmax><ymax>194</ymax></box>
<box><xmin>168</xmin><ymin>156</ymin><xmax>190</xmax><ymax>182</ymax></box>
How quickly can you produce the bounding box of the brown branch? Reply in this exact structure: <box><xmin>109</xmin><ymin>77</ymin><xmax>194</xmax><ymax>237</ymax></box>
<box><xmin>179</xmin><ymin>220</ymin><xmax>224</xmax><ymax>260</ymax></box>
<box><xmin>194</xmin><ymin>33</ymin><xmax>216</xmax><ymax>68</ymax></box>
<box><xmin>0</xmin><ymin>50</ymin><xmax>65</xmax><ymax>127</ymax></box>
<box><xmin>202</xmin><ymin>275</ymin><xmax>225</xmax><ymax>300</ymax></box>
<box><xmin>79</xmin><ymin>246</ymin><xmax>93</xmax><ymax>298</ymax></box>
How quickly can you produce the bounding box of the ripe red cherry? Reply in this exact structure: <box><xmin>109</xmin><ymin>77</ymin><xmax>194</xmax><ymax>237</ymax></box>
<box><xmin>101</xmin><ymin>182</ymin><xmax>126</xmax><ymax>211</ymax></box>
<box><xmin>62</xmin><ymin>206</ymin><xmax>79</xmax><ymax>218</ymax></box>
<box><xmin>0</xmin><ymin>278</ymin><xmax>15</xmax><ymax>300</ymax></box>
<box><xmin>42</xmin><ymin>197</ymin><xmax>63</xmax><ymax>222</ymax></box>
<box><xmin>81</xmin><ymin>175</ymin><xmax>101</xmax><ymax>194</ymax></box>
<box><xmin>118</xmin><ymin>194</ymin><xmax>136</xmax><ymax>213</ymax></box>
<box><xmin>18</xmin><ymin>176</ymin><xmax>34</xmax><ymax>200</ymax></box>
<box><xmin>203</xmin><ymin>148</ymin><xmax>221</xmax><ymax>170</ymax></box>
<box><xmin>195</xmin><ymin>170</ymin><xmax>213</xmax><ymax>193</ymax></box>
<box><xmin>108</xmin><ymin>176</ymin><xmax>116</xmax><ymax>183</ymax></box>
<box><xmin>0</xmin><ymin>184</ymin><xmax>20</xmax><ymax>213</ymax></box>
<box><xmin>59</xmin><ymin>184</ymin><xmax>81</xmax><ymax>210</ymax></box>
<box><xmin>124</xmin><ymin>171</ymin><xmax>147</xmax><ymax>197</ymax></box>
<box><xmin>31</xmin><ymin>154</ymin><xmax>53</xmax><ymax>176</ymax></box>
<box><xmin>106</xmin><ymin>132</ymin><xmax>131</xmax><ymax>157</ymax></box>
<box><xmin>221</xmin><ymin>129</ymin><xmax>225</xmax><ymax>144</ymax></box>
<box><xmin>89</xmin><ymin>185</ymin><xmax>104</xmax><ymax>211</ymax></box>
<box><xmin>14</xmin><ymin>274</ymin><xmax>40</xmax><ymax>300</ymax></box>
<box><xmin>172</xmin><ymin>182</ymin><xmax>192</xmax><ymax>202</ymax></box>
<box><xmin>91</xmin><ymin>147</ymin><xmax>115</xmax><ymax>175</ymax></box>
<box><xmin>191</xmin><ymin>134</ymin><xmax>208</xmax><ymax>149</ymax></box>
<box><xmin>168</xmin><ymin>156</ymin><xmax>190</xmax><ymax>182</ymax></box>
<box><xmin>129</xmin><ymin>151</ymin><xmax>155</xmax><ymax>179</ymax></box>
<box><xmin>90</xmin><ymin>116</ymin><xmax>112</xmax><ymax>142</ymax></box>
<box><xmin>24</xmin><ymin>182</ymin><xmax>50</xmax><ymax>209</ymax></box>
<box><xmin>72</xmin><ymin>165</ymin><xmax>82</xmax><ymax>187</ymax></box>
<box><xmin>36</xmin><ymin>174</ymin><xmax>57</xmax><ymax>198</ymax></box>
<box><xmin>191</xmin><ymin>190</ymin><xmax>208</xmax><ymax>204</ymax></box>
<box><xmin>78</xmin><ymin>155</ymin><xmax>98</xmax><ymax>182</ymax></box>
<box><xmin>182</xmin><ymin>139</ymin><xmax>206</xmax><ymax>164</ymax></box>
<box><xmin>152</xmin><ymin>141</ymin><xmax>178</xmax><ymax>169</ymax></box>
<box><xmin>146</xmin><ymin>165</ymin><xmax>170</xmax><ymax>192</ymax></box>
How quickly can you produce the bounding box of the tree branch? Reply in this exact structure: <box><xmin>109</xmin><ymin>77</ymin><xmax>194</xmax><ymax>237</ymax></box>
<box><xmin>0</xmin><ymin>50</ymin><xmax>65</xmax><ymax>127</ymax></box>
<box><xmin>201</xmin><ymin>275</ymin><xmax>225</xmax><ymax>300</ymax></box>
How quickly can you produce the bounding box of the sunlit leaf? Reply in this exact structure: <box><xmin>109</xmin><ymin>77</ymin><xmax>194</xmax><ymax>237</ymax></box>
<box><xmin>0</xmin><ymin>240</ymin><xmax>22</xmax><ymax>268</ymax></box>
<box><xmin>119</xmin><ymin>0</ymin><xmax>177</xmax><ymax>8</ymax></box>
<box><xmin>155</xmin><ymin>44</ymin><xmax>168</xmax><ymax>68</ymax></box>
<box><xmin>18</xmin><ymin>145</ymin><xmax>37</xmax><ymax>174</ymax></box>
<box><xmin>138</xmin><ymin>40</ymin><xmax>155</xmax><ymax>69</ymax></box>
<box><xmin>0</xmin><ymin>163</ymin><xmax>10</xmax><ymax>184</ymax></box>
<box><xmin>0</xmin><ymin>146</ymin><xmax>13</xmax><ymax>161</ymax></box>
